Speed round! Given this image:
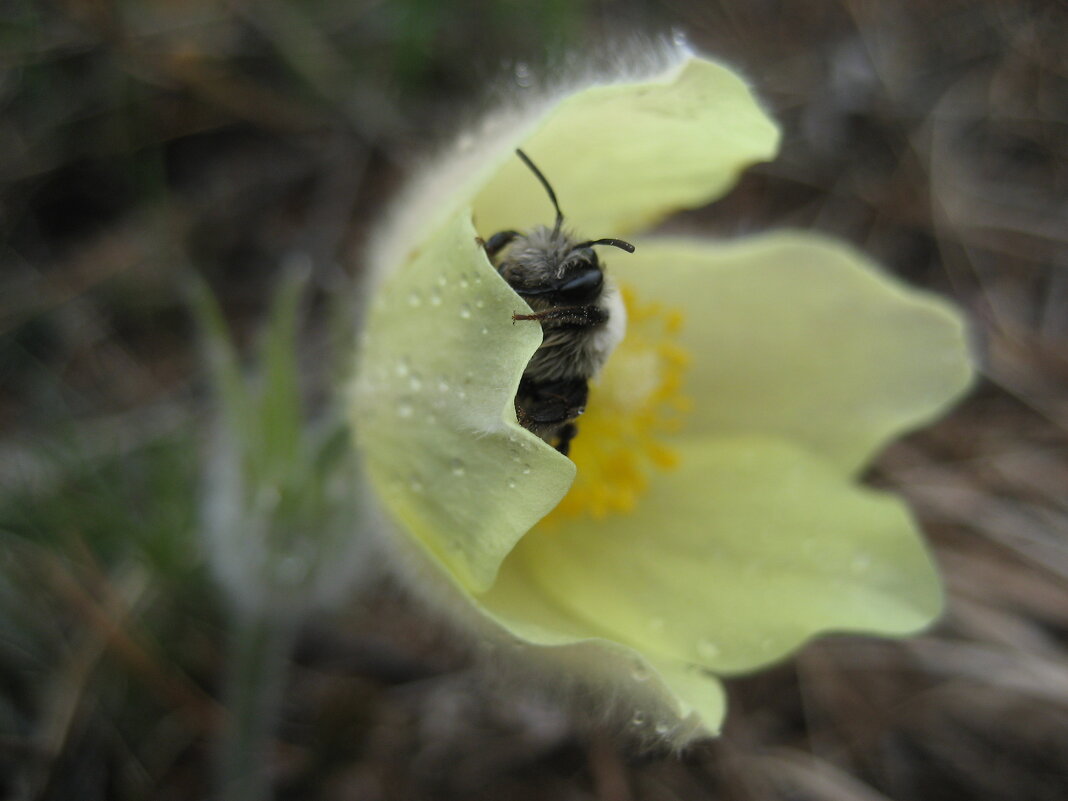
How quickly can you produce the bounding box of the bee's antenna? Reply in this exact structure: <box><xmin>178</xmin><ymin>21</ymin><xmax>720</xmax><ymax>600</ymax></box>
<box><xmin>572</xmin><ymin>238</ymin><xmax>636</xmax><ymax>254</ymax></box>
<box><xmin>515</xmin><ymin>149</ymin><xmax>565</xmax><ymax>237</ymax></box>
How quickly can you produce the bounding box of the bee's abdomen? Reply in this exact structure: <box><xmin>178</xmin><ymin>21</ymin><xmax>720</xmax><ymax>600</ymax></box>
<box><xmin>514</xmin><ymin>375</ymin><xmax>588</xmax><ymax>442</ymax></box>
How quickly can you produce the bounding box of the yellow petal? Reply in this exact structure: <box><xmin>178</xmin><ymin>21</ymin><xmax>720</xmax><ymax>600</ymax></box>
<box><xmin>611</xmin><ymin>233</ymin><xmax>974</xmax><ymax>474</ymax></box>
<box><xmin>473</xmin><ymin>57</ymin><xmax>779</xmax><ymax>239</ymax></box>
<box><xmin>509</xmin><ymin>435</ymin><xmax>943</xmax><ymax>675</ymax></box>
<box><xmin>351</xmin><ymin>210</ymin><xmax>574</xmax><ymax>592</ymax></box>
<box><xmin>479</xmin><ymin>552</ymin><xmax>726</xmax><ymax>741</ymax></box>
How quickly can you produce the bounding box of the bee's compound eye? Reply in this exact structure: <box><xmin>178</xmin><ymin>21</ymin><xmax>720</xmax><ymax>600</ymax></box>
<box><xmin>559</xmin><ymin>268</ymin><xmax>604</xmax><ymax>302</ymax></box>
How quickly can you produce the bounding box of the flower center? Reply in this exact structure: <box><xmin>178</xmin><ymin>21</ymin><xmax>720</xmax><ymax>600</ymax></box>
<box><xmin>544</xmin><ymin>286</ymin><xmax>690</xmax><ymax>522</ymax></box>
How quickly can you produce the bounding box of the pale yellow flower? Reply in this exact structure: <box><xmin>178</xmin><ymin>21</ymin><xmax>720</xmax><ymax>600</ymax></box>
<box><xmin>350</xmin><ymin>49</ymin><xmax>973</xmax><ymax>745</ymax></box>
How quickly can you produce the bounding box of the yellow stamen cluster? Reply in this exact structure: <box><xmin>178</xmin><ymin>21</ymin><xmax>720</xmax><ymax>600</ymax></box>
<box><xmin>545</xmin><ymin>286</ymin><xmax>691</xmax><ymax>523</ymax></box>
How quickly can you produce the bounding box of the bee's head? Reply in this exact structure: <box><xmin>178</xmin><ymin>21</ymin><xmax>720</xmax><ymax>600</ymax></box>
<box><xmin>514</xmin><ymin>148</ymin><xmax>635</xmax><ymax>304</ymax></box>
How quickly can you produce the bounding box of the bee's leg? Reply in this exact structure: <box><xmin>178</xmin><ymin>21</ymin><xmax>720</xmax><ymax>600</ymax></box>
<box><xmin>513</xmin><ymin>305</ymin><xmax>608</xmax><ymax>327</ymax></box>
<box><xmin>514</xmin><ymin>401</ymin><xmax>531</xmax><ymax>428</ymax></box>
<box><xmin>481</xmin><ymin>230</ymin><xmax>520</xmax><ymax>259</ymax></box>
<box><xmin>554</xmin><ymin>423</ymin><xmax>578</xmax><ymax>456</ymax></box>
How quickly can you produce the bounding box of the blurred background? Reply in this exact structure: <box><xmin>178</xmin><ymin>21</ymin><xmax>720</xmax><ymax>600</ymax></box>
<box><xmin>2</xmin><ymin>0</ymin><xmax>1067</xmax><ymax>799</ymax></box>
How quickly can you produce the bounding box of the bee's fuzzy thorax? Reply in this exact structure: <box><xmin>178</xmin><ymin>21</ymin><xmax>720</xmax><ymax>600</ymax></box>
<box><xmin>523</xmin><ymin>275</ymin><xmax>625</xmax><ymax>384</ymax></box>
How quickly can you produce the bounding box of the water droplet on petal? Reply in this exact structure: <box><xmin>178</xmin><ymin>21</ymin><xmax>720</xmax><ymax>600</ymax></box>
<box><xmin>654</xmin><ymin>720</ymin><xmax>672</xmax><ymax>736</ymax></box>
<box><xmin>408</xmin><ymin>374</ymin><xmax>423</xmax><ymax>392</ymax></box>
<box><xmin>397</xmin><ymin>402</ymin><xmax>414</xmax><ymax>418</ymax></box>
<box><xmin>475</xmin><ymin>298</ymin><xmax>485</xmax><ymax>309</ymax></box>
<box><xmin>449</xmin><ymin>458</ymin><xmax>465</xmax><ymax>477</ymax></box>
<box><xmin>521</xmin><ymin>464</ymin><xmax>532</xmax><ymax>475</ymax></box>
<box><xmin>459</xmin><ymin>303</ymin><xmax>472</xmax><ymax>320</ymax></box>
<box><xmin>507</xmin><ymin>478</ymin><xmax>517</xmax><ymax>489</ymax></box>
<box><xmin>430</xmin><ymin>288</ymin><xmax>442</xmax><ymax>307</ymax></box>
<box><xmin>630</xmin><ymin>659</ymin><xmax>650</xmax><ymax>682</ymax></box>
<box><xmin>631</xmin><ymin>710</ymin><xmax>646</xmax><ymax>726</ymax></box>
<box><xmin>437</xmin><ymin>377</ymin><xmax>450</xmax><ymax>393</ymax></box>
<box><xmin>395</xmin><ymin>358</ymin><xmax>410</xmax><ymax>378</ymax></box>
<box><xmin>407</xmin><ymin>291</ymin><xmax>422</xmax><ymax>307</ymax></box>
<box><xmin>696</xmin><ymin>638</ymin><xmax>720</xmax><ymax>660</ymax></box>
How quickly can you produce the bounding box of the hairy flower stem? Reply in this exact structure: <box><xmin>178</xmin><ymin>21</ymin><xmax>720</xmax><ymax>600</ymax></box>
<box><xmin>217</xmin><ymin>610</ymin><xmax>296</xmax><ymax>801</ymax></box>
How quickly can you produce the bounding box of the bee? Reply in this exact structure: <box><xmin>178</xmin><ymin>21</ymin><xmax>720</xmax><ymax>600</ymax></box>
<box><xmin>482</xmin><ymin>149</ymin><xmax>635</xmax><ymax>456</ymax></box>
